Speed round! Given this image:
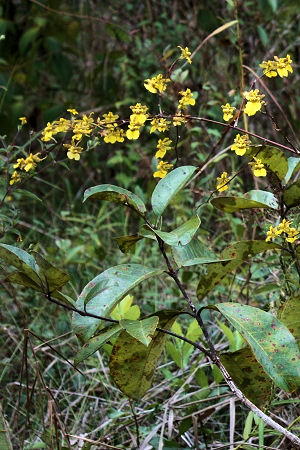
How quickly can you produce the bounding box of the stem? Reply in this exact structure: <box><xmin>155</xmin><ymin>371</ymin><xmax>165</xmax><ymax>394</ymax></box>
<box><xmin>128</xmin><ymin>399</ymin><xmax>140</xmax><ymax>448</ymax></box>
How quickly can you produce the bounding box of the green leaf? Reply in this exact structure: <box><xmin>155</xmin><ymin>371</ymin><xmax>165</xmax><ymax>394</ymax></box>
<box><xmin>283</xmin><ymin>179</ymin><xmax>300</xmax><ymax>208</ymax></box>
<box><xmin>166</xmin><ymin>341</ymin><xmax>183</xmax><ymax>369</ymax></box>
<box><xmin>19</xmin><ymin>27</ymin><xmax>40</xmax><ymax>54</ymax></box>
<box><xmin>148</xmin><ymin>215</ymin><xmax>201</xmax><ymax>247</ymax></box>
<box><xmin>14</xmin><ymin>189</ymin><xmax>42</xmax><ymax>203</ymax></box>
<box><xmin>119</xmin><ymin>316</ymin><xmax>159</xmax><ymax>346</ymax></box>
<box><xmin>151</xmin><ymin>166</ymin><xmax>197</xmax><ymax>218</ymax></box>
<box><xmin>114</xmin><ymin>234</ymin><xmax>143</xmax><ymax>253</ymax></box>
<box><xmin>74</xmin><ymin>324</ymin><xmax>122</xmax><ymax>365</ymax></box>
<box><xmin>83</xmin><ymin>184</ymin><xmax>146</xmax><ymax>215</ymax></box>
<box><xmin>196</xmin><ymin>241</ymin><xmax>281</xmax><ymax>299</ymax></box>
<box><xmin>221</xmin><ymin>347</ymin><xmax>272</xmax><ymax>407</ymax></box>
<box><xmin>0</xmin><ymin>244</ymin><xmax>40</xmax><ymax>285</ymax></box>
<box><xmin>243</xmin><ymin>411</ymin><xmax>254</xmax><ymax>441</ymax></box>
<box><xmin>51</xmin><ymin>291</ymin><xmax>76</xmax><ymax>307</ymax></box>
<box><xmin>211</xmin><ymin>190</ymin><xmax>278</xmax><ymax>213</ymax></box>
<box><xmin>32</xmin><ymin>252</ymin><xmax>70</xmax><ymax>292</ymax></box>
<box><xmin>172</xmin><ymin>237</ymin><xmax>229</xmax><ymax>267</ymax></box>
<box><xmin>246</xmin><ymin>146</ymin><xmax>288</xmax><ymax>180</ymax></box>
<box><xmin>109</xmin><ymin>310</ymin><xmax>180</xmax><ymax>399</ymax></box>
<box><xmin>7</xmin><ymin>271</ymin><xmax>42</xmax><ymax>291</ymax></box>
<box><xmin>73</xmin><ymin>264</ymin><xmax>163</xmax><ymax>341</ymax></box>
<box><xmin>216</xmin><ymin>303</ymin><xmax>300</xmax><ymax>392</ymax></box>
<box><xmin>284</xmin><ymin>157</ymin><xmax>300</xmax><ymax>184</ymax></box>
<box><xmin>278</xmin><ymin>295</ymin><xmax>300</xmax><ymax>347</ymax></box>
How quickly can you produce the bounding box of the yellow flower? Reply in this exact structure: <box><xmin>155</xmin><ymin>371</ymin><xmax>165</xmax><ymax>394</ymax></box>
<box><xmin>144</xmin><ymin>74</ymin><xmax>170</xmax><ymax>94</ymax></box>
<box><xmin>285</xmin><ymin>228</ymin><xmax>299</xmax><ymax>243</ymax></box>
<box><xmin>231</xmin><ymin>134</ymin><xmax>251</xmax><ymax>156</ymax></box>
<box><xmin>155</xmin><ymin>138</ymin><xmax>172</xmax><ymax>159</ymax></box>
<box><xmin>101</xmin><ymin>112</ymin><xmax>119</xmax><ymax>124</ymax></box>
<box><xmin>19</xmin><ymin>116</ymin><xmax>27</xmax><ymax>125</ymax></box>
<box><xmin>153</xmin><ymin>161</ymin><xmax>173</xmax><ymax>178</ymax></box>
<box><xmin>221</xmin><ymin>103</ymin><xmax>236</xmax><ymax>121</ymax></box>
<box><xmin>178</xmin><ymin>46</ymin><xmax>192</xmax><ymax>64</ymax></box>
<box><xmin>173</xmin><ymin>112</ymin><xmax>186</xmax><ymax>126</ymax></box>
<box><xmin>67</xmin><ymin>108</ymin><xmax>79</xmax><ymax>115</ymax></box>
<box><xmin>72</xmin><ymin>113</ymin><xmax>94</xmax><ymax>140</ymax></box>
<box><xmin>41</xmin><ymin>122</ymin><xmax>55</xmax><ymax>142</ymax></box>
<box><xmin>277</xmin><ymin>219</ymin><xmax>292</xmax><ymax>235</ymax></box>
<box><xmin>249</xmin><ymin>157</ymin><xmax>266</xmax><ymax>177</ymax></box>
<box><xmin>274</xmin><ymin>54</ymin><xmax>293</xmax><ymax>77</ymax></box>
<box><xmin>259</xmin><ymin>60</ymin><xmax>278</xmax><ymax>78</ymax></box>
<box><xmin>9</xmin><ymin>171</ymin><xmax>21</xmax><ymax>185</ymax></box>
<box><xmin>178</xmin><ymin>88</ymin><xmax>196</xmax><ymax>109</ymax></box>
<box><xmin>243</xmin><ymin>89</ymin><xmax>265</xmax><ymax>116</ymax></box>
<box><xmin>103</xmin><ymin>125</ymin><xmax>125</xmax><ymax>144</ymax></box>
<box><xmin>63</xmin><ymin>141</ymin><xmax>83</xmax><ymax>160</ymax></box>
<box><xmin>129</xmin><ymin>103</ymin><xmax>148</xmax><ymax>124</ymax></box>
<box><xmin>216</xmin><ymin>172</ymin><xmax>230</xmax><ymax>192</ymax></box>
<box><xmin>126</xmin><ymin>124</ymin><xmax>141</xmax><ymax>140</ymax></box>
<box><xmin>150</xmin><ymin>118</ymin><xmax>170</xmax><ymax>133</ymax></box>
<box><xmin>265</xmin><ymin>225</ymin><xmax>279</xmax><ymax>242</ymax></box>
<box><xmin>14</xmin><ymin>153</ymin><xmax>44</xmax><ymax>172</ymax></box>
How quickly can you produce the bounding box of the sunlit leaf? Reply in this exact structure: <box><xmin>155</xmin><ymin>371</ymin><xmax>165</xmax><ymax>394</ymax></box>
<box><xmin>172</xmin><ymin>237</ymin><xmax>229</xmax><ymax>267</ymax></box>
<box><xmin>83</xmin><ymin>184</ymin><xmax>146</xmax><ymax>215</ymax></box>
<box><xmin>73</xmin><ymin>264</ymin><xmax>163</xmax><ymax>341</ymax></box>
<box><xmin>151</xmin><ymin>166</ymin><xmax>197</xmax><ymax>218</ymax></box>
<box><xmin>211</xmin><ymin>190</ymin><xmax>278</xmax><ymax>213</ymax></box>
<box><xmin>246</xmin><ymin>145</ymin><xmax>288</xmax><ymax>180</ymax></box>
<box><xmin>216</xmin><ymin>303</ymin><xmax>300</xmax><ymax>392</ymax></box>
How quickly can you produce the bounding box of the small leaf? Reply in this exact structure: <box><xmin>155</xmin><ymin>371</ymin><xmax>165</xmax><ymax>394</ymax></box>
<box><xmin>172</xmin><ymin>237</ymin><xmax>229</xmax><ymax>267</ymax></box>
<box><xmin>148</xmin><ymin>215</ymin><xmax>201</xmax><ymax>247</ymax></box>
<box><xmin>32</xmin><ymin>252</ymin><xmax>70</xmax><ymax>292</ymax></box>
<box><xmin>120</xmin><ymin>316</ymin><xmax>159</xmax><ymax>346</ymax></box>
<box><xmin>216</xmin><ymin>303</ymin><xmax>300</xmax><ymax>392</ymax></box>
<box><xmin>196</xmin><ymin>241</ymin><xmax>281</xmax><ymax>299</ymax></box>
<box><xmin>73</xmin><ymin>264</ymin><xmax>163</xmax><ymax>341</ymax></box>
<box><xmin>220</xmin><ymin>347</ymin><xmax>272</xmax><ymax>407</ymax></box>
<box><xmin>283</xmin><ymin>179</ymin><xmax>300</xmax><ymax>208</ymax></box>
<box><xmin>278</xmin><ymin>295</ymin><xmax>300</xmax><ymax>347</ymax></box>
<box><xmin>246</xmin><ymin>145</ymin><xmax>288</xmax><ymax>180</ymax></box>
<box><xmin>74</xmin><ymin>324</ymin><xmax>122</xmax><ymax>365</ymax></box>
<box><xmin>109</xmin><ymin>310</ymin><xmax>180</xmax><ymax>399</ymax></box>
<box><xmin>211</xmin><ymin>190</ymin><xmax>278</xmax><ymax>213</ymax></box>
<box><xmin>114</xmin><ymin>234</ymin><xmax>143</xmax><ymax>253</ymax></box>
<box><xmin>151</xmin><ymin>166</ymin><xmax>197</xmax><ymax>218</ymax></box>
<box><xmin>14</xmin><ymin>189</ymin><xmax>42</xmax><ymax>203</ymax></box>
<box><xmin>83</xmin><ymin>184</ymin><xmax>146</xmax><ymax>215</ymax></box>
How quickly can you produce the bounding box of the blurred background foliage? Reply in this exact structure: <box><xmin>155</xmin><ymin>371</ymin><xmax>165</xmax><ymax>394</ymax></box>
<box><xmin>1</xmin><ymin>0</ymin><xmax>300</xmax><ymax>448</ymax></box>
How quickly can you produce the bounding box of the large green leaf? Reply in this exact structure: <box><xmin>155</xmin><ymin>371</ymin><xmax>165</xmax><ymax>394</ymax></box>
<box><xmin>197</xmin><ymin>241</ymin><xmax>281</xmax><ymax>299</ymax></box>
<box><xmin>151</xmin><ymin>166</ymin><xmax>197</xmax><ymax>218</ymax></box>
<box><xmin>148</xmin><ymin>215</ymin><xmax>200</xmax><ymax>246</ymax></box>
<box><xmin>83</xmin><ymin>184</ymin><xmax>146</xmax><ymax>215</ymax></box>
<box><xmin>211</xmin><ymin>190</ymin><xmax>278</xmax><ymax>213</ymax></box>
<box><xmin>220</xmin><ymin>347</ymin><xmax>272</xmax><ymax>407</ymax></box>
<box><xmin>120</xmin><ymin>316</ymin><xmax>159</xmax><ymax>346</ymax></box>
<box><xmin>216</xmin><ymin>303</ymin><xmax>300</xmax><ymax>392</ymax></box>
<box><xmin>278</xmin><ymin>295</ymin><xmax>300</xmax><ymax>347</ymax></box>
<box><xmin>109</xmin><ymin>310</ymin><xmax>179</xmax><ymax>400</ymax></box>
<box><xmin>73</xmin><ymin>264</ymin><xmax>163</xmax><ymax>341</ymax></box>
<box><xmin>172</xmin><ymin>237</ymin><xmax>230</xmax><ymax>267</ymax></box>
<box><xmin>246</xmin><ymin>145</ymin><xmax>288</xmax><ymax>180</ymax></box>
<box><xmin>283</xmin><ymin>180</ymin><xmax>300</xmax><ymax>208</ymax></box>
<box><xmin>74</xmin><ymin>324</ymin><xmax>122</xmax><ymax>365</ymax></box>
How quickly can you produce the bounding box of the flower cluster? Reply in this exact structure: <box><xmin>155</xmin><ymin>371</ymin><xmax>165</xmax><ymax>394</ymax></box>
<box><xmin>178</xmin><ymin>88</ymin><xmax>196</xmax><ymax>109</ymax></box>
<box><xmin>155</xmin><ymin>138</ymin><xmax>172</xmax><ymax>159</ymax></box>
<box><xmin>178</xmin><ymin>46</ymin><xmax>192</xmax><ymax>64</ymax></box>
<box><xmin>126</xmin><ymin>103</ymin><xmax>148</xmax><ymax>140</ymax></box>
<box><xmin>98</xmin><ymin>112</ymin><xmax>125</xmax><ymax>144</ymax></box>
<box><xmin>150</xmin><ymin>118</ymin><xmax>170</xmax><ymax>134</ymax></box>
<box><xmin>248</xmin><ymin>157</ymin><xmax>266</xmax><ymax>177</ymax></box>
<box><xmin>260</xmin><ymin>54</ymin><xmax>293</xmax><ymax>78</ymax></box>
<box><xmin>63</xmin><ymin>142</ymin><xmax>83</xmax><ymax>160</ymax></box>
<box><xmin>153</xmin><ymin>161</ymin><xmax>173</xmax><ymax>179</ymax></box>
<box><xmin>243</xmin><ymin>90</ymin><xmax>265</xmax><ymax>116</ymax></box>
<box><xmin>173</xmin><ymin>112</ymin><xmax>187</xmax><ymax>126</ymax></box>
<box><xmin>231</xmin><ymin>134</ymin><xmax>251</xmax><ymax>156</ymax></box>
<box><xmin>221</xmin><ymin>103</ymin><xmax>236</xmax><ymax>121</ymax></box>
<box><xmin>216</xmin><ymin>172</ymin><xmax>230</xmax><ymax>192</ymax></box>
<box><xmin>10</xmin><ymin>152</ymin><xmax>45</xmax><ymax>185</ymax></box>
<box><xmin>144</xmin><ymin>74</ymin><xmax>170</xmax><ymax>94</ymax></box>
<box><xmin>265</xmin><ymin>219</ymin><xmax>299</xmax><ymax>244</ymax></box>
